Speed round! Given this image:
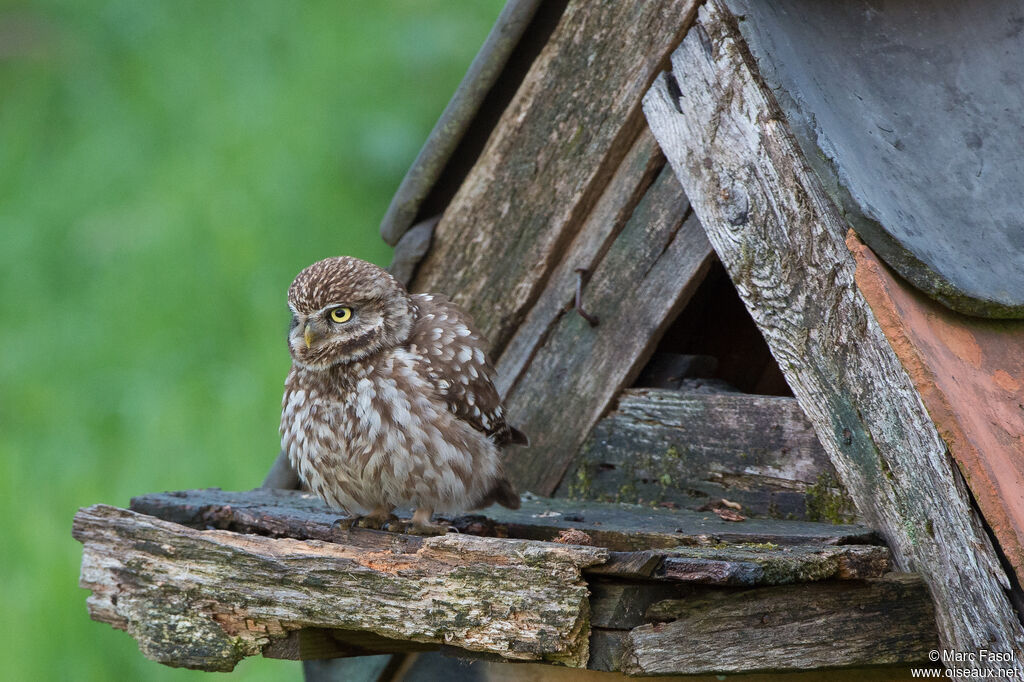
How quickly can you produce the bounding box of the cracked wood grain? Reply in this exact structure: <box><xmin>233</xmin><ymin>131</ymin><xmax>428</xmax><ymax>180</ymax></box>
<box><xmin>494</xmin><ymin>128</ymin><xmax>664</xmax><ymax>399</ymax></box>
<box><xmin>622</xmin><ymin>574</ymin><xmax>937</xmax><ymax>675</ymax></box>
<box><xmin>411</xmin><ymin>0</ymin><xmax>700</xmax><ymax>356</ymax></box>
<box><xmin>500</xmin><ymin>165</ymin><xmax>715</xmax><ymax>494</ymax></box>
<box><xmin>562</xmin><ymin>387</ymin><xmax>854</xmax><ymax>521</ymax></box>
<box><xmin>73</xmin><ymin>504</ymin><xmax>605</xmax><ymax>672</ymax></box>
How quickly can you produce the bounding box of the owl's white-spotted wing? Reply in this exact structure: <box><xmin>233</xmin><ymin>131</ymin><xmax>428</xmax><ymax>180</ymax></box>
<box><xmin>408</xmin><ymin>294</ymin><xmax>527</xmax><ymax>446</ymax></box>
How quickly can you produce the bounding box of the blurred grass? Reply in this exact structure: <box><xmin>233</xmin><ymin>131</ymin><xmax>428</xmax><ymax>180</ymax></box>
<box><xmin>0</xmin><ymin>1</ymin><xmax>503</xmax><ymax>679</ymax></box>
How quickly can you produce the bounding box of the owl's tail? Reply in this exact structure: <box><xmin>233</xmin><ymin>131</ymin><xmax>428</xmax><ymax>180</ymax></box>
<box><xmin>477</xmin><ymin>476</ymin><xmax>521</xmax><ymax>510</ymax></box>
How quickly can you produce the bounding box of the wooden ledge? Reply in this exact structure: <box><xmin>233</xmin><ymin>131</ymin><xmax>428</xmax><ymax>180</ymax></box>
<box><xmin>74</xmin><ymin>488</ymin><xmax>937</xmax><ymax>675</ymax></box>
<box><xmin>130</xmin><ymin>487</ymin><xmax>881</xmax><ymax>549</ymax></box>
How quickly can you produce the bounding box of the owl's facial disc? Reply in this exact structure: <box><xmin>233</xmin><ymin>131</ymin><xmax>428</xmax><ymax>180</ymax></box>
<box><xmin>286</xmin><ymin>256</ymin><xmax>416</xmax><ymax>369</ymax></box>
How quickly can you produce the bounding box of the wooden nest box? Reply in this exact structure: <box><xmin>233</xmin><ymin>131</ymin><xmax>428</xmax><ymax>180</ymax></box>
<box><xmin>74</xmin><ymin>1</ymin><xmax>1024</xmax><ymax>679</ymax></box>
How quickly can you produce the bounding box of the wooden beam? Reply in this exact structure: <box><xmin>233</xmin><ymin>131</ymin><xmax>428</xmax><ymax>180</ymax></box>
<box><xmin>73</xmin><ymin>504</ymin><xmax>605</xmax><ymax>672</ymax></box>
<box><xmin>263</xmin><ymin>628</ymin><xmax>435</xmax><ymax>661</ymax></box>
<box><xmin>642</xmin><ymin>0</ymin><xmax>1024</xmax><ymax>666</ymax></box>
<box><xmin>493</xmin><ymin>127</ymin><xmax>665</xmax><ymax>399</ymax></box>
<box><xmin>619</xmin><ymin>575</ymin><xmax>937</xmax><ymax>675</ymax></box>
<box><xmin>561</xmin><ymin>387</ymin><xmax>855</xmax><ymax>522</ymax></box>
<box><xmin>379</xmin><ymin>0</ymin><xmax>544</xmax><ymax>246</ymax></box>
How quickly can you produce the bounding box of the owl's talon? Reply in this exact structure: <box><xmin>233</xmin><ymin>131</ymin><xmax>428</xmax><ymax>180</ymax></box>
<box><xmin>331</xmin><ymin>516</ymin><xmax>358</xmax><ymax>530</ymax></box>
<box><xmin>395</xmin><ymin>508</ymin><xmax>448</xmax><ymax>535</ymax></box>
<box><xmin>357</xmin><ymin>513</ymin><xmax>399</xmax><ymax>530</ymax></box>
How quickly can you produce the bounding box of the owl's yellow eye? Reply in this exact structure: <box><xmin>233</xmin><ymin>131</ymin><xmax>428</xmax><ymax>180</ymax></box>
<box><xmin>329</xmin><ymin>307</ymin><xmax>352</xmax><ymax>323</ymax></box>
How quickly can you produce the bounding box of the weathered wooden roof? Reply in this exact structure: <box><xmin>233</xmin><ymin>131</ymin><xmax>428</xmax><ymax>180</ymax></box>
<box><xmin>849</xmin><ymin>234</ymin><xmax>1024</xmax><ymax>582</ymax></box>
<box><xmin>388</xmin><ymin>0</ymin><xmax>1024</xmax><ymax>319</ymax></box>
<box><xmin>726</xmin><ymin>0</ymin><xmax>1024</xmax><ymax>319</ymax></box>
<box><xmin>643</xmin><ymin>0</ymin><xmax>1024</xmax><ymax>667</ymax></box>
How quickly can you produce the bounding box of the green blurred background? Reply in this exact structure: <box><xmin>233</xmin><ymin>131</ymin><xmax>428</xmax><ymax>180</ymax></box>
<box><xmin>0</xmin><ymin>1</ymin><xmax>503</xmax><ymax>679</ymax></box>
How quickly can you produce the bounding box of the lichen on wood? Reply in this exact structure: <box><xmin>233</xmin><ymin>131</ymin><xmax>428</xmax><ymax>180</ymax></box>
<box><xmin>73</xmin><ymin>489</ymin><xmax>941</xmax><ymax>675</ymax></box>
<box><xmin>562</xmin><ymin>387</ymin><xmax>853</xmax><ymax>521</ymax></box>
<box><xmin>73</xmin><ymin>504</ymin><xmax>605</xmax><ymax>671</ymax></box>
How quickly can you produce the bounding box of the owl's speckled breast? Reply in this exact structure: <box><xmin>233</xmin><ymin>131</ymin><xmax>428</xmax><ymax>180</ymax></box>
<box><xmin>280</xmin><ymin>348</ymin><xmax>501</xmax><ymax>514</ymax></box>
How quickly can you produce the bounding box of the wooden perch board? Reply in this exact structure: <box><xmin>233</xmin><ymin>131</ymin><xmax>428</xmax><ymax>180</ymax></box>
<box><xmin>589</xmin><ymin>542</ymin><xmax>890</xmax><ymax>586</ymax></box>
<box><xmin>129</xmin><ymin>488</ymin><xmax>880</xmax><ymax>552</ymax></box>
<box><xmin>131</xmin><ymin>488</ymin><xmax>889</xmax><ymax>584</ymax></box>
<box><xmin>73</xmin><ymin>504</ymin><xmax>605</xmax><ymax>671</ymax></box>
<box><xmin>562</xmin><ymin>387</ymin><xmax>855</xmax><ymax>521</ymax></box>
<box><xmin>74</xmin><ymin>489</ymin><xmax>937</xmax><ymax>675</ymax></box>
<box><xmin>642</xmin><ymin>0</ymin><xmax>1024</xmax><ymax>667</ymax></box>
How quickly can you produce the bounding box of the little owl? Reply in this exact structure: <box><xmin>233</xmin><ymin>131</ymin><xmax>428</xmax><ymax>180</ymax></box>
<box><xmin>280</xmin><ymin>256</ymin><xmax>525</xmax><ymax>534</ymax></box>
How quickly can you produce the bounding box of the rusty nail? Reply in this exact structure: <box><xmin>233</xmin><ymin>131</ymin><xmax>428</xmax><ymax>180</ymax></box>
<box><xmin>574</xmin><ymin>268</ymin><xmax>599</xmax><ymax>327</ymax></box>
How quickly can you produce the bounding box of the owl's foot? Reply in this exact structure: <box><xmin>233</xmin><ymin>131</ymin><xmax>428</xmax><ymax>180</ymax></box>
<box><xmin>354</xmin><ymin>505</ymin><xmax>398</xmax><ymax>530</ymax></box>
<box><xmin>330</xmin><ymin>516</ymin><xmax>359</xmax><ymax>530</ymax></box>
<box><xmin>389</xmin><ymin>508</ymin><xmax>453</xmax><ymax>536</ymax></box>
<box><xmin>329</xmin><ymin>506</ymin><xmax>398</xmax><ymax>531</ymax></box>
<box><xmin>357</xmin><ymin>513</ymin><xmax>399</xmax><ymax>530</ymax></box>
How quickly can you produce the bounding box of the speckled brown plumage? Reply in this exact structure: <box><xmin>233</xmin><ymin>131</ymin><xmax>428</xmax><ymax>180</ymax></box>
<box><xmin>280</xmin><ymin>256</ymin><xmax>523</xmax><ymax>532</ymax></box>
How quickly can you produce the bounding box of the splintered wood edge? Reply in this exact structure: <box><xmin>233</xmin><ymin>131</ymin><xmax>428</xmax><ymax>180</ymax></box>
<box><xmin>641</xmin><ymin>0</ymin><xmax>1023</xmax><ymax>664</ymax></box>
<box><xmin>73</xmin><ymin>504</ymin><xmax>605</xmax><ymax>671</ymax></box>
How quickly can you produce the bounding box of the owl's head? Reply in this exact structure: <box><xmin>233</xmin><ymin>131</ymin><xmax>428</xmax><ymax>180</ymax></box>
<box><xmin>286</xmin><ymin>256</ymin><xmax>415</xmax><ymax>370</ymax></box>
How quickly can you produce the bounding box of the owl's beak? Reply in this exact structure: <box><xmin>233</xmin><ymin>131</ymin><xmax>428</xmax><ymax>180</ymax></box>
<box><xmin>304</xmin><ymin>323</ymin><xmax>314</xmax><ymax>349</ymax></box>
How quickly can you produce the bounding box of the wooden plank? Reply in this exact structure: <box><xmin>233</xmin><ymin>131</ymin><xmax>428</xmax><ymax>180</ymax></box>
<box><xmin>411</xmin><ymin>0</ymin><xmax>700</xmax><ymax>355</ymax></box>
<box><xmin>494</xmin><ymin>127</ymin><xmax>665</xmax><ymax>397</ymax></box>
<box><xmin>589</xmin><ymin>544</ymin><xmax>890</xmax><ymax>585</ymax></box>
<box><xmin>379</xmin><ymin>0</ymin><xmax>544</xmax><ymax>246</ymax></box>
<box><xmin>385</xmin><ymin>216</ymin><xmax>438</xmax><ymax>287</ymax></box>
<box><xmin>642</xmin><ymin>0</ymin><xmax>1024</xmax><ymax>666</ymax></box>
<box><xmin>73</xmin><ymin>505</ymin><xmax>606</xmax><ymax>671</ymax></box>
<box><xmin>561</xmin><ymin>387</ymin><xmax>856</xmax><ymax>522</ymax></box>
<box><xmin>302</xmin><ymin>657</ymin><xmax>398</xmax><ymax>682</ymax></box>
<box><xmin>492</xmin><ymin>480</ymin><xmax>879</xmax><ymax>549</ymax></box>
<box><xmin>470</xmin><ymin>653</ymin><xmax>936</xmax><ymax>681</ymax></box>
<box><xmin>620</xmin><ymin>575</ymin><xmax>937</xmax><ymax>675</ymax></box>
<box><xmin>130</xmin><ymin>488</ymin><xmax>882</xmax><ymax>555</ymax></box>
<box><xmin>131</xmin><ymin>488</ymin><xmax>430</xmax><ymax>554</ymax></box>
<box><xmin>502</xmin><ymin>171</ymin><xmax>715</xmax><ymax>494</ymax></box>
